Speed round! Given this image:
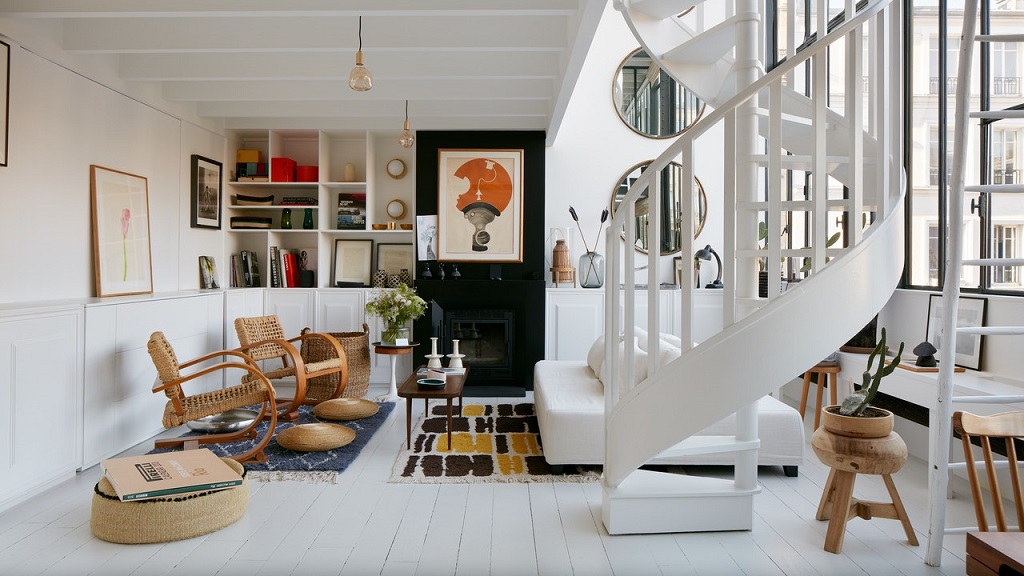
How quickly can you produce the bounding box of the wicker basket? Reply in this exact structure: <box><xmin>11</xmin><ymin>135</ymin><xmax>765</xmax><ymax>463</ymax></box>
<box><xmin>301</xmin><ymin>324</ymin><xmax>371</xmax><ymax>399</ymax></box>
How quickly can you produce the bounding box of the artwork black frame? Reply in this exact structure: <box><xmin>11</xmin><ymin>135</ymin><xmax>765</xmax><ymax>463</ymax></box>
<box><xmin>190</xmin><ymin>154</ymin><xmax>222</xmax><ymax>229</ymax></box>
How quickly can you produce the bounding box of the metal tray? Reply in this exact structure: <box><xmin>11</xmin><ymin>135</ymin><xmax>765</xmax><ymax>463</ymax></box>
<box><xmin>186</xmin><ymin>408</ymin><xmax>259</xmax><ymax>433</ymax></box>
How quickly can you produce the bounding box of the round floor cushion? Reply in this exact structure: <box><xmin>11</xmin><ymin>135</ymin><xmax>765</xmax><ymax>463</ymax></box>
<box><xmin>277</xmin><ymin>422</ymin><xmax>355</xmax><ymax>451</ymax></box>
<box><xmin>90</xmin><ymin>457</ymin><xmax>248</xmax><ymax>544</ymax></box>
<box><xmin>313</xmin><ymin>398</ymin><xmax>380</xmax><ymax>421</ymax></box>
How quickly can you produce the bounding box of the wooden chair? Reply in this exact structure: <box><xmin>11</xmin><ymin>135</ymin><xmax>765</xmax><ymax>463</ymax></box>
<box><xmin>234</xmin><ymin>315</ymin><xmax>348</xmax><ymax>420</ymax></box>
<box><xmin>148</xmin><ymin>331</ymin><xmax>277</xmax><ymax>464</ymax></box>
<box><xmin>953</xmin><ymin>410</ymin><xmax>1024</xmax><ymax>531</ymax></box>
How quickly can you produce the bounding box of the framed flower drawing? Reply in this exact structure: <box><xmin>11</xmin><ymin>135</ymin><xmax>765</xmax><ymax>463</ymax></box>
<box><xmin>90</xmin><ymin>165</ymin><xmax>153</xmax><ymax>297</ymax></box>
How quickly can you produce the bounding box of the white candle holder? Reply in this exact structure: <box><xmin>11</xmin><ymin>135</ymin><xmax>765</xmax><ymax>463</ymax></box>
<box><xmin>426</xmin><ymin>337</ymin><xmax>443</xmax><ymax>368</ymax></box>
<box><xmin>447</xmin><ymin>339</ymin><xmax>464</xmax><ymax>369</ymax></box>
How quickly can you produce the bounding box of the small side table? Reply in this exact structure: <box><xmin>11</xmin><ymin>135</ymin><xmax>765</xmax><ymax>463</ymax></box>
<box><xmin>397</xmin><ymin>367</ymin><xmax>469</xmax><ymax>450</ymax></box>
<box><xmin>372</xmin><ymin>342</ymin><xmax>418</xmax><ymax>402</ymax></box>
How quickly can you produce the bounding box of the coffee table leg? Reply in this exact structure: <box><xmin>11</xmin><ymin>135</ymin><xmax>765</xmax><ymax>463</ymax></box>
<box><xmin>405</xmin><ymin>397</ymin><xmax>412</xmax><ymax>449</ymax></box>
<box><xmin>446</xmin><ymin>398</ymin><xmax>453</xmax><ymax>450</ymax></box>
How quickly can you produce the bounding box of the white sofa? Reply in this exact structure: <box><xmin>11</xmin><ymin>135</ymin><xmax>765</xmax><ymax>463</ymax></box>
<box><xmin>533</xmin><ymin>333</ymin><xmax>805</xmax><ymax>477</ymax></box>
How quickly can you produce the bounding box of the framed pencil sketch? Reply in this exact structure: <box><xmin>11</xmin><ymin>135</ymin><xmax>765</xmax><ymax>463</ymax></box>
<box><xmin>0</xmin><ymin>38</ymin><xmax>9</xmax><ymax>167</ymax></box>
<box><xmin>90</xmin><ymin>165</ymin><xmax>153</xmax><ymax>297</ymax></box>
<box><xmin>376</xmin><ymin>243</ymin><xmax>414</xmax><ymax>275</ymax></box>
<box><xmin>190</xmin><ymin>154</ymin><xmax>222</xmax><ymax>229</ymax></box>
<box><xmin>437</xmin><ymin>149</ymin><xmax>523</xmax><ymax>262</ymax></box>
<box><xmin>416</xmin><ymin>214</ymin><xmax>438</xmax><ymax>261</ymax></box>
<box><xmin>333</xmin><ymin>239</ymin><xmax>373</xmax><ymax>287</ymax></box>
<box><xmin>926</xmin><ymin>294</ymin><xmax>987</xmax><ymax>370</ymax></box>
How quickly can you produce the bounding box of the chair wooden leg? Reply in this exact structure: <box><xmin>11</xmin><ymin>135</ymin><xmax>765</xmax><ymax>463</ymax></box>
<box><xmin>799</xmin><ymin>371</ymin><xmax>812</xmax><ymax>421</ymax></box>
<box><xmin>813</xmin><ymin>372</ymin><xmax>826</xmax><ymax>431</ymax></box>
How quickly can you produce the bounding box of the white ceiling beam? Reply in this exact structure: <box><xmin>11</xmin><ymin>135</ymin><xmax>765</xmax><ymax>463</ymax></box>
<box><xmin>161</xmin><ymin>79</ymin><xmax>554</xmax><ymax>102</ymax></box>
<box><xmin>198</xmin><ymin>99</ymin><xmax>550</xmax><ymax>118</ymax></box>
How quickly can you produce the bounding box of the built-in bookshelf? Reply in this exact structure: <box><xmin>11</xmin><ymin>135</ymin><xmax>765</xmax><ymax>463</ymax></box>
<box><xmin>224</xmin><ymin>129</ymin><xmax>415</xmax><ymax>289</ymax></box>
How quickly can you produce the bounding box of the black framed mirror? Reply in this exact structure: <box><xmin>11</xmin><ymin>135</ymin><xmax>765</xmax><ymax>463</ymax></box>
<box><xmin>612</xmin><ymin>47</ymin><xmax>705</xmax><ymax>139</ymax></box>
<box><xmin>611</xmin><ymin>160</ymin><xmax>707</xmax><ymax>255</ymax></box>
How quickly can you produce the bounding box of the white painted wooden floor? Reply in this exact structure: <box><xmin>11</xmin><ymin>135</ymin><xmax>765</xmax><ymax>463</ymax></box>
<box><xmin>0</xmin><ymin>385</ymin><xmax>978</xmax><ymax>575</ymax></box>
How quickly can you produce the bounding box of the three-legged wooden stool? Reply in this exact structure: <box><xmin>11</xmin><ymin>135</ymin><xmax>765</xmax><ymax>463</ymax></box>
<box><xmin>799</xmin><ymin>361</ymin><xmax>842</xmax><ymax>430</ymax></box>
<box><xmin>811</xmin><ymin>426</ymin><xmax>918</xmax><ymax>553</ymax></box>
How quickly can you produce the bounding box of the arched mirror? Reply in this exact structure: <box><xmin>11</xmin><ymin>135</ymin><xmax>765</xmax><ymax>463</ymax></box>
<box><xmin>611</xmin><ymin>160</ymin><xmax>707</xmax><ymax>255</ymax></box>
<box><xmin>612</xmin><ymin>47</ymin><xmax>706</xmax><ymax>139</ymax></box>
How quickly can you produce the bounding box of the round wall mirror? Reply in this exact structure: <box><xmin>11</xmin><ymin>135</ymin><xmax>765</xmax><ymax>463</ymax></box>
<box><xmin>611</xmin><ymin>160</ymin><xmax>707</xmax><ymax>255</ymax></box>
<box><xmin>612</xmin><ymin>48</ymin><xmax>706</xmax><ymax>139</ymax></box>
<box><xmin>386</xmin><ymin>158</ymin><xmax>407</xmax><ymax>179</ymax></box>
<box><xmin>386</xmin><ymin>199</ymin><xmax>407</xmax><ymax>220</ymax></box>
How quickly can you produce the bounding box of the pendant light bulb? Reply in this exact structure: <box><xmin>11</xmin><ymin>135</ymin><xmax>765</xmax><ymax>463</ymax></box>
<box><xmin>399</xmin><ymin>100</ymin><xmax>415</xmax><ymax>148</ymax></box>
<box><xmin>348</xmin><ymin>16</ymin><xmax>372</xmax><ymax>92</ymax></box>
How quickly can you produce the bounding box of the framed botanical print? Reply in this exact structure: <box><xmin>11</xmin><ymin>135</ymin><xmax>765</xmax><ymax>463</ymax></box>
<box><xmin>90</xmin><ymin>165</ymin><xmax>153</xmax><ymax>297</ymax></box>
<box><xmin>437</xmin><ymin>149</ymin><xmax>523</xmax><ymax>262</ymax></box>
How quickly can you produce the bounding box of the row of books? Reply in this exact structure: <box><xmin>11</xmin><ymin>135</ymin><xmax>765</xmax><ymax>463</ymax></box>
<box><xmin>233</xmin><ymin>194</ymin><xmax>319</xmax><ymax>207</ymax></box>
<box><xmin>268</xmin><ymin>246</ymin><xmax>306</xmax><ymax>288</ymax></box>
<box><xmin>230</xmin><ymin>250</ymin><xmax>263</xmax><ymax>288</ymax></box>
<box><xmin>100</xmin><ymin>448</ymin><xmax>243</xmax><ymax>501</ymax></box>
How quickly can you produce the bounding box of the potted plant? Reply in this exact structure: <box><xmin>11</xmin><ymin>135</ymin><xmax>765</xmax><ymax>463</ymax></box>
<box><xmin>365</xmin><ymin>283</ymin><xmax>427</xmax><ymax>345</ymax></box>
<box><xmin>820</xmin><ymin>327</ymin><xmax>905</xmax><ymax>438</ymax></box>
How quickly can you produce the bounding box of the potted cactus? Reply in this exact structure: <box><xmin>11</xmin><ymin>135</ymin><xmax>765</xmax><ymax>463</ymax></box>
<box><xmin>820</xmin><ymin>327</ymin><xmax>905</xmax><ymax>438</ymax></box>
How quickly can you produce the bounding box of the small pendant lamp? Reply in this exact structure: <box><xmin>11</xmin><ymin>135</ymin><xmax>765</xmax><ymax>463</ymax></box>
<box><xmin>399</xmin><ymin>100</ymin><xmax>415</xmax><ymax>148</ymax></box>
<box><xmin>348</xmin><ymin>16</ymin><xmax>372</xmax><ymax>92</ymax></box>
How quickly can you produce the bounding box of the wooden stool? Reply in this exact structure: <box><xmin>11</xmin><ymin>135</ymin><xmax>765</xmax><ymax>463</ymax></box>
<box><xmin>811</xmin><ymin>427</ymin><xmax>918</xmax><ymax>554</ymax></box>
<box><xmin>799</xmin><ymin>362</ymin><xmax>842</xmax><ymax>430</ymax></box>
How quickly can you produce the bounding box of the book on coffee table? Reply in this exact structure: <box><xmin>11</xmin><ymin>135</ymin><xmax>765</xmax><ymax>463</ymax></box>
<box><xmin>100</xmin><ymin>448</ymin><xmax>243</xmax><ymax>501</ymax></box>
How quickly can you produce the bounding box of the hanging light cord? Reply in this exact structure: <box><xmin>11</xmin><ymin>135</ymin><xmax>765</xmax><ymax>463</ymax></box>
<box><xmin>357</xmin><ymin>16</ymin><xmax>363</xmax><ymax>52</ymax></box>
<box><xmin>405</xmin><ymin>100</ymin><xmax>409</xmax><ymax>122</ymax></box>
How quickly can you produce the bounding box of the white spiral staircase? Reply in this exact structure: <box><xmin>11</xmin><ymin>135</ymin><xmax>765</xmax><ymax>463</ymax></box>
<box><xmin>602</xmin><ymin>0</ymin><xmax>905</xmax><ymax>534</ymax></box>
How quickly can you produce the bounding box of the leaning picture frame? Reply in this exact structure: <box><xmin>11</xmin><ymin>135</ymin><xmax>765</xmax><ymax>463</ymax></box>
<box><xmin>90</xmin><ymin>165</ymin><xmax>153</xmax><ymax>297</ymax></box>
<box><xmin>376</xmin><ymin>243</ymin><xmax>414</xmax><ymax>276</ymax></box>
<box><xmin>437</xmin><ymin>148</ymin><xmax>524</xmax><ymax>262</ymax></box>
<box><xmin>0</xmin><ymin>38</ymin><xmax>9</xmax><ymax>167</ymax></box>
<box><xmin>926</xmin><ymin>294</ymin><xmax>987</xmax><ymax>370</ymax></box>
<box><xmin>333</xmin><ymin>238</ymin><xmax>373</xmax><ymax>287</ymax></box>
<box><xmin>190</xmin><ymin>154</ymin><xmax>222</xmax><ymax>229</ymax></box>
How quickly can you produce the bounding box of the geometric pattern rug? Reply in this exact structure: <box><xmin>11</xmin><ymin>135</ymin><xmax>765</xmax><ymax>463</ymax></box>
<box><xmin>389</xmin><ymin>403</ymin><xmax>601</xmax><ymax>484</ymax></box>
<box><xmin>150</xmin><ymin>402</ymin><xmax>395</xmax><ymax>484</ymax></box>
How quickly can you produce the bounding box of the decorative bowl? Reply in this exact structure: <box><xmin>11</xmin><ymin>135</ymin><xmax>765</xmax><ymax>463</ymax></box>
<box><xmin>371</xmin><ymin>224</ymin><xmax>388</xmax><ymax>230</ymax></box>
<box><xmin>417</xmin><ymin>378</ymin><xmax>446</xmax><ymax>389</ymax></box>
<box><xmin>186</xmin><ymin>408</ymin><xmax>259</xmax><ymax>433</ymax></box>
<box><xmin>399</xmin><ymin>223</ymin><xmax>413</xmax><ymax>230</ymax></box>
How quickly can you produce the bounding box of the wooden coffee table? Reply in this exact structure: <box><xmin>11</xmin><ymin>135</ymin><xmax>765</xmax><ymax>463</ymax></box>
<box><xmin>397</xmin><ymin>367</ymin><xmax>469</xmax><ymax>449</ymax></box>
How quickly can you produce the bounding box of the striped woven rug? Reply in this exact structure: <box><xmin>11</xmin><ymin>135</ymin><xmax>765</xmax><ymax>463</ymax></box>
<box><xmin>389</xmin><ymin>403</ymin><xmax>600</xmax><ymax>483</ymax></box>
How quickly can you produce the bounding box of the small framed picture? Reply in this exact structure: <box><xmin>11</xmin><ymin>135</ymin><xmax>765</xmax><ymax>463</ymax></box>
<box><xmin>926</xmin><ymin>294</ymin><xmax>987</xmax><ymax>370</ymax></box>
<box><xmin>333</xmin><ymin>239</ymin><xmax>373</xmax><ymax>287</ymax></box>
<box><xmin>376</xmin><ymin>243</ymin><xmax>414</xmax><ymax>275</ymax></box>
<box><xmin>90</xmin><ymin>165</ymin><xmax>153</xmax><ymax>297</ymax></box>
<box><xmin>198</xmin><ymin>256</ymin><xmax>220</xmax><ymax>289</ymax></box>
<box><xmin>190</xmin><ymin>154</ymin><xmax>222</xmax><ymax>229</ymax></box>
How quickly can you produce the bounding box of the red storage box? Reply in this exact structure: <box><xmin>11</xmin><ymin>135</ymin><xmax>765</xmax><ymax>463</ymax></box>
<box><xmin>296</xmin><ymin>165</ymin><xmax>318</xmax><ymax>182</ymax></box>
<box><xmin>271</xmin><ymin>157</ymin><xmax>296</xmax><ymax>182</ymax></box>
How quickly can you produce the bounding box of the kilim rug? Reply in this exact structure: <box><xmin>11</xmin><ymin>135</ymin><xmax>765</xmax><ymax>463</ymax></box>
<box><xmin>150</xmin><ymin>402</ymin><xmax>395</xmax><ymax>483</ymax></box>
<box><xmin>389</xmin><ymin>403</ymin><xmax>601</xmax><ymax>483</ymax></box>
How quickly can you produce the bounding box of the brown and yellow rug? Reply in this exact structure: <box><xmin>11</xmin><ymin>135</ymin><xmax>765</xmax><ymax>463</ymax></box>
<box><xmin>389</xmin><ymin>403</ymin><xmax>601</xmax><ymax>483</ymax></box>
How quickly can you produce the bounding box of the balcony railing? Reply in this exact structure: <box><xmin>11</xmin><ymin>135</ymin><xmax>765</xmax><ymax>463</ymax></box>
<box><xmin>994</xmin><ymin>76</ymin><xmax>1021</xmax><ymax>96</ymax></box>
<box><xmin>930</xmin><ymin>76</ymin><xmax>957</xmax><ymax>95</ymax></box>
<box><xmin>993</xmin><ymin>168</ymin><xmax>1020</xmax><ymax>184</ymax></box>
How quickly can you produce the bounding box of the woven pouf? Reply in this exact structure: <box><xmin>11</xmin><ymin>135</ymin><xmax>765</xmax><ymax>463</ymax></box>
<box><xmin>277</xmin><ymin>422</ymin><xmax>355</xmax><ymax>451</ymax></box>
<box><xmin>313</xmin><ymin>398</ymin><xmax>380</xmax><ymax>421</ymax></box>
<box><xmin>90</xmin><ymin>457</ymin><xmax>248</xmax><ymax>544</ymax></box>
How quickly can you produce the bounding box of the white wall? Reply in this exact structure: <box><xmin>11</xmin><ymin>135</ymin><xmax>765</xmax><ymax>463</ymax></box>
<box><xmin>545</xmin><ymin>4</ymin><xmax>725</xmax><ymax>288</ymax></box>
<box><xmin>0</xmin><ymin>39</ymin><xmax>227</xmax><ymax>303</ymax></box>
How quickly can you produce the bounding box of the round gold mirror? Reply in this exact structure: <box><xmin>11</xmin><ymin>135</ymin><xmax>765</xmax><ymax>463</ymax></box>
<box><xmin>386</xmin><ymin>198</ymin><xmax>407</xmax><ymax>220</ymax></box>
<box><xmin>611</xmin><ymin>160</ymin><xmax>707</xmax><ymax>255</ymax></box>
<box><xmin>612</xmin><ymin>48</ymin><xmax>706</xmax><ymax>139</ymax></box>
<box><xmin>386</xmin><ymin>158</ymin><xmax>407</xmax><ymax>179</ymax></box>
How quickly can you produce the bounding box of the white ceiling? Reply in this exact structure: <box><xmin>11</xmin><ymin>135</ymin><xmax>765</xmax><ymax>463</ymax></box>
<box><xmin>0</xmin><ymin>0</ymin><xmax>606</xmax><ymax>140</ymax></box>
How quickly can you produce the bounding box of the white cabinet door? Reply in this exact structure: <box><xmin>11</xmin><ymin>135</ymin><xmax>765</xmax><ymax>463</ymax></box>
<box><xmin>264</xmin><ymin>289</ymin><xmax>316</xmax><ymax>336</ymax></box>
<box><xmin>546</xmin><ymin>289</ymin><xmax>604</xmax><ymax>360</ymax></box>
<box><xmin>315</xmin><ymin>290</ymin><xmax>365</xmax><ymax>332</ymax></box>
<box><xmin>0</xmin><ymin>306</ymin><xmax>82</xmax><ymax>512</ymax></box>
<box><xmin>224</xmin><ymin>288</ymin><xmax>265</xmax><ymax>349</ymax></box>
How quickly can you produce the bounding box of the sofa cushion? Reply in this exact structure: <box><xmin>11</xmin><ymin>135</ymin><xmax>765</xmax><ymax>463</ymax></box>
<box><xmin>586</xmin><ymin>335</ymin><xmax>605</xmax><ymax>378</ymax></box>
<box><xmin>598</xmin><ymin>337</ymin><xmax>648</xmax><ymax>386</ymax></box>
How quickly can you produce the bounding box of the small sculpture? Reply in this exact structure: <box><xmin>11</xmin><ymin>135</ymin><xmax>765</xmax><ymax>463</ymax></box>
<box><xmin>450</xmin><ymin>264</ymin><xmax>461</xmax><ymax>280</ymax></box>
<box><xmin>913</xmin><ymin>341</ymin><xmax>938</xmax><ymax>367</ymax></box>
<box><xmin>437</xmin><ymin>263</ymin><xmax>446</xmax><ymax>280</ymax></box>
<box><xmin>420</xmin><ymin>263</ymin><xmax>433</xmax><ymax>279</ymax></box>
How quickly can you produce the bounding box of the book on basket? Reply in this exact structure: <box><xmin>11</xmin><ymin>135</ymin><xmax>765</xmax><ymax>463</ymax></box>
<box><xmin>100</xmin><ymin>448</ymin><xmax>243</xmax><ymax>502</ymax></box>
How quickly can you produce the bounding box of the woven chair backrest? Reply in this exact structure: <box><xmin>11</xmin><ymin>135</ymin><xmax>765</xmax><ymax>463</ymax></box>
<box><xmin>954</xmin><ymin>410</ymin><xmax>1024</xmax><ymax>532</ymax></box>
<box><xmin>147</xmin><ymin>331</ymin><xmax>182</xmax><ymax>399</ymax></box>
<box><xmin>234</xmin><ymin>315</ymin><xmax>288</xmax><ymax>362</ymax></box>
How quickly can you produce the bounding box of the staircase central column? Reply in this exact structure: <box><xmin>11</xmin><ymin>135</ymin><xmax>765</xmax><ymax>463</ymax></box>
<box><xmin>734</xmin><ymin>0</ymin><xmax>762</xmax><ymax>491</ymax></box>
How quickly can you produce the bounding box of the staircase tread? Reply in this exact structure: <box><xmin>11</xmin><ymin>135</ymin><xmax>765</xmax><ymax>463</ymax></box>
<box><xmin>607</xmin><ymin>469</ymin><xmax>762</xmax><ymax>498</ymax></box>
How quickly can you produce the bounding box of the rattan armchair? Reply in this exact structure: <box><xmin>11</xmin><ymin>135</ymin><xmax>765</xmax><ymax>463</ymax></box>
<box><xmin>234</xmin><ymin>315</ymin><xmax>349</xmax><ymax>420</ymax></box>
<box><xmin>148</xmin><ymin>331</ymin><xmax>277</xmax><ymax>464</ymax></box>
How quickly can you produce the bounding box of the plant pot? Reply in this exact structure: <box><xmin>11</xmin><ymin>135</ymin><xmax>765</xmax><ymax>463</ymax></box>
<box><xmin>820</xmin><ymin>405</ymin><xmax>893</xmax><ymax>438</ymax></box>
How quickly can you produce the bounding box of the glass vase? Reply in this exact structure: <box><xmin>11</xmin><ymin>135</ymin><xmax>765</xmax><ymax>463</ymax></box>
<box><xmin>579</xmin><ymin>251</ymin><xmax>604</xmax><ymax>288</ymax></box>
<box><xmin>280</xmin><ymin>208</ymin><xmax>292</xmax><ymax>229</ymax></box>
<box><xmin>302</xmin><ymin>208</ymin><xmax>314</xmax><ymax>229</ymax></box>
<box><xmin>381</xmin><ymin>323</ymin><xmax>409</xmax><ymax>345</ymax></box>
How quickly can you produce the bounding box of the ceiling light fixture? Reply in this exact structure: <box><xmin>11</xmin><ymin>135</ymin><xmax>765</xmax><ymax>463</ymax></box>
<box><xmin>348</xmin><ymin>16</ymin><xmax>372</xmax><ymax>92</ymax></box>
<box><xmin>399</xmin><ymin>100</ymin><xmax>415</xmax><ymax>148</ymax></box>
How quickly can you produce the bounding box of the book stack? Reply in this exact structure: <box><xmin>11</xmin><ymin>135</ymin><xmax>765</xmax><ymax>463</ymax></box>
<box><xmin>280</xmin><ymin>196</ymin><xmax>317</xmax><ymax>206</ymax></box>
<box><xmin>337</xmin><ymin>193</ymin><xmax>367</xmax><ymax>230</ymax></box>
<box><xmin>231</xmin><ymin>250</ymin><xmax>262</xmax><ymax>287</ymax></box>
<box><xmin>100</xmin><ymin>448</ymin><xmax>243</xmax><ymax>501</ymax></box>
<box><xmin>268</xmin><ymin>247</ymin><xmax>302</xmax><ymax>288</ymax></box>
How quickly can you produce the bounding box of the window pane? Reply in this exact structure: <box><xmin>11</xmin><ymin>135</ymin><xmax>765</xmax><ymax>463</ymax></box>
<box><xmin>992</xmin><ymin>195</ymin><xmax>1024</xmax><ymax>292</ymax></box>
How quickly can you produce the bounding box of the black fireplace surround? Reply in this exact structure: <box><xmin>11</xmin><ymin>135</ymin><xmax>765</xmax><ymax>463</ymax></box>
<box><xmin>411</xmin><ymin>131</ymin><xmax>547</xmax><ymax>392</ymax></box>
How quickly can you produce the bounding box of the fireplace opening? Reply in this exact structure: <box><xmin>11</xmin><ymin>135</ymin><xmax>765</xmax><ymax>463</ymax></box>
<box><xmin>431</xmin><ymin>303</ymin><xmax>515</xmax><ymax>381</ymax></box>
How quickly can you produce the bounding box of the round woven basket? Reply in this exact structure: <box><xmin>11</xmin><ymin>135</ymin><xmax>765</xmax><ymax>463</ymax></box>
<box><xmin>313</xmin><ymin>398</ymin><xmax>380</xmax><ymax>421</ymax></box>
<box><xmin>277</xmin><ymin>422</ymin><xmax>355</xmax><ymax>452</ymax></box>
<box><xmin>90</xmin><ymin>457</ymin><xmax>248</xmax><ymax>544</ymax></box>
